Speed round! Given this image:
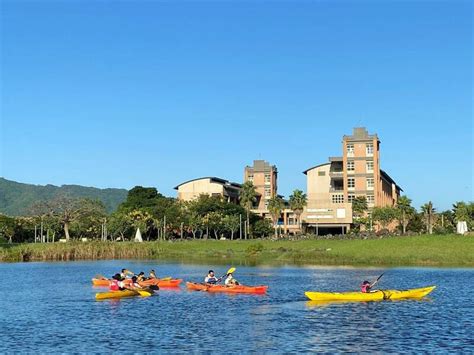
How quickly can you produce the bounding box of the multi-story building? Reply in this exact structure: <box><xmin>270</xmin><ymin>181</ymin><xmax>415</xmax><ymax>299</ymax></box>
<box><xmin>174</xmin><ymin>177</ymin><xmax>241</xmax><ymax>203</ymax></box>
<box><xmin>244</xmin><ymin>160</ymin><xmax>278</xmax><ymax>211</ymax></box>
<box><xmin>302</xmin><ymin>127</ymin><xmax>402</xmax><ymax>234</ymax></box>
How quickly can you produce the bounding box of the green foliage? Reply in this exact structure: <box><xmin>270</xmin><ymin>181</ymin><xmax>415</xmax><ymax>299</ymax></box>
<box><xmin>252</xmin><ymin>219</ymin><xmax>273</xmax><ymax>238</ymax></box>
<box><xmin>396</xmin><ymin>195</ymin><xmax>416</xmax><ymax>234</ymax></box>
<box><xmin>289</xmin><ymin>189</ymin><xmax>307</xmax><ymax>230</ymax></box>
<box><xmin>452</xmin><ymin>201</ymin><xmax>474</xmax><ymax>229</ymax></box>
<box><xmin>352</xmin><ymin>196</ymin><xmax>368</xmax><ymax>217</ymax></box>
<box><xmin>421</xmin><ymin>201</ymin><xmax>436</xmax><ymax>234</ymax></box>
<box><xmin>0</xmin><ymin>177</ymin><xmax>127</xmax><ymax>216</ymax></box>
<box><xmin>372</xmin><ymin>206</ymin><xmax>398</xmax><ymax>230</ymax></box>
<box><xmin>239</xmin><ymin>181</ymin><xmax>258</xmax><ymax>211</ymax></box>
<box><xmin>246</xmin><ymin>242</ymin><xmax>264</xmax><ymax>255</ymax></box>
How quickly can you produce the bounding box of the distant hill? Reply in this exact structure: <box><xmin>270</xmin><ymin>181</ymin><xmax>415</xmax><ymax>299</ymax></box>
<box><xmin>0</xmin><ymin>178</ymin><xmax>128</xmax><ymax>216</ymax></box>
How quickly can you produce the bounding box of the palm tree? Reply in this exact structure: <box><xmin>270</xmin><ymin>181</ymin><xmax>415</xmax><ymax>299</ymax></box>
<box><xmin>289</xmin><ymin>189</ymin><xmax>307</xmax><ymax>232</ymax></box>
<box><xmin>351</xmin><ymin>196</ymin><xmax>368</xmax><ymax>230</ymax></box>
<box><xmin>268</xmin><ymin>196</ymin><xmax>284</xmax><ymax>238</ymax></box>
<box><xmin>239</xmin><ymin>181</ymin><xmax>257</xmax><ymax>239</ymax></box>
<box><xmin>396</xmin><ymin>195</ymin><xmax>415</xmax><ymax>235</ymax></box>
<box><xmin>421</xmin><ymin>201</ymin><xmax>436</xmax><ymax>235</ymax></box>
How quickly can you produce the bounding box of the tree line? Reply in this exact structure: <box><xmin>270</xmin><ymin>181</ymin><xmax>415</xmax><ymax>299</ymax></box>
<box><xmin>0</xmin><ymin>182</ymin><xmax>472</xmax><ymax>243</ymax></box>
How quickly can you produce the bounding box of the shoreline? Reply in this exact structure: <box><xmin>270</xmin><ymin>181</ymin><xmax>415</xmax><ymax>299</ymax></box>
<box><xmin>1</xmin><ymin>234</ymin><xmax>473</xmax><ymax>267</ymax></box>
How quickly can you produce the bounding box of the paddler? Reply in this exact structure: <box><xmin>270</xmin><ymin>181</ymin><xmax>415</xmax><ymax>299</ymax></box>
<box><xmin>224</xmin><ymin>271</ymin><xmax>239</xmax><ymax>286</ymax></box>
<box><xmin>204</xmin><ymin>270</ymin><xmax>220</xmax><ymax>284</ymax></box>
<box><xmin>149</xmin><ymin>269</ymin><xmax>157</xmax><ymax>279</ymax></box>
<box><xmin>110</xmin><ymin>273</ymin><xmax>126</xmax><ymax>291</ymax></box>
<box><xmin>136</xmin><ymin>272</ymin><xmax>146</xmax><ymax>282</ymax></box>
<box><xmin>120</xmin><ymin>268</ymin><xmax>134</xmax><ymax>279</ymax></box>
<box><xmin>360</xmin><ymin>280</ymin><xmax>378</xmax><ymax>293</ymax></box>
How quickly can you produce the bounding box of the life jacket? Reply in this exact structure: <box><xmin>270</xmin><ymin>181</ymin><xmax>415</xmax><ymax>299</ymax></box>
<box><xmin>205</xmin><ymin>276</ymin><xmax>218</xmax><ymax>284</ymax></box>
<box><xmin>110</xmin><ymin>280</ymin><xmax>120</xmax><ymax>291</ymax></box>
<box><xmin>361</xmin><ymin>283</ymin><xmax>370</xmax><ymax>293</ymax></box>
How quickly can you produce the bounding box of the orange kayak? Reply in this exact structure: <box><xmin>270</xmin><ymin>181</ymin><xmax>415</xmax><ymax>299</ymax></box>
<box><xmin>186</xmin><ymin>282</ymin><xmax>268</xmax><ymax>294</ymax></box>
<box><xmin>92</xmin><ymin>278</ymin><xmax>182</xmax><ymax>288</ymax></box>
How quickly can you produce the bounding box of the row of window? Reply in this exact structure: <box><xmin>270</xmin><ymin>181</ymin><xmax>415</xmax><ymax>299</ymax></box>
<box><xmin>347</xmin><ymin>143</ymin><xmax>374</xmax><ymax>155</ymax></box>
<box><xmin>247</xmin><ymin>174</ymin><xmax>272</xmax><ymax>183</ymax></box>
<box><xmin>347</xmin><ymin>160</ymin><xmax>374</xmax><ymax>172</ymax></box>
<box><xmin>332</xmin><ymin>194</ymin><xmax>375</xmax><ymax>204</ymax></box>
<box><xmin>347</xmin><ymin>177</ymin><xmax>374</xmax><ymax>189</ymax></box>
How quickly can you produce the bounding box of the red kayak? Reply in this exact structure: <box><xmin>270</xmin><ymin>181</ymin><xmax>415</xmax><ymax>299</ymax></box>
<box><xmin>186</xmin><ymin>282</ymin><xmax>268</xmax><ymax>294</ymax></box>
<box><xmin>92</xmin><ymin>278</ymin><xmax>182</xmax><ymax>288</ymax></box>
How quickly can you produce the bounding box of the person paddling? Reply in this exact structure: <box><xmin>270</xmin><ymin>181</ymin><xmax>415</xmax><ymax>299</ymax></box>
<box><xmin>224</xmin><ymin>271</ymin><xmax>239</xmax><ymax>286</ymax></box>
<box><xmin>120</xmin><ymin>269</ymin><xmax>133</xmax><ymax>280</ymax></box>
<box><xmin>110</xmin><ymin>273</ymin><xmax>126</xmax><ymax>291</ymax></box>
<box><xmin>136</xmin><ymin>272</ymin><xmax>146</xmax><ymax>282</ymax></box>
<box><xmin>360</xmin><ymin>274</ymin><xmax>384</xmax><ymax>293</ymax></box>
<box><xmin>204</xmin><ymin>270</ymin><xmax>220</xmax><ymax>284</ymax></box>
<box><xmin>149</xmin><ymin>269</ymin><xmax>157</xmax><ymax>279</ymax></box>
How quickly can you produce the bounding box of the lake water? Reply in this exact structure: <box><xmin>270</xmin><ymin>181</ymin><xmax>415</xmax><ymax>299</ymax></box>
<box><xmin>0</xmin><ymin>261</ymin><xmax>472</xmax><ymax>353</ymax></box>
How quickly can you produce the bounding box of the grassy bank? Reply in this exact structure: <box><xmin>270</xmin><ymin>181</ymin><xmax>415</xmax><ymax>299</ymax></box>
<box><xmin>1</xmin><ymin>234</ymin><xmax>473</xmax><ymax>267</ymax></box>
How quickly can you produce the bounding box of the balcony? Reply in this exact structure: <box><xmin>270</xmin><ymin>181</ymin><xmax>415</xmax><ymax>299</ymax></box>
<box><xmin>329</xmin><ymin>170</ymin><xmax>343</xmax><ymax>177</ymax></box>
<box><xmin>329</xmin><ymin>187</ymin><xmax>344</xmax><ymax>192</ymax></box>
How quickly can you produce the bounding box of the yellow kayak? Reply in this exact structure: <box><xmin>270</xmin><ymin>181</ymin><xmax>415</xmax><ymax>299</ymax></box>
<box><xmin>305</xmin><ymin>286</ymin><xmax>436</xmax><ymax>302</ymax></box>
<box><xmin>95</xmin><ymin>288</ymin><xmax>153</xmax><ymax>300</ymax></box>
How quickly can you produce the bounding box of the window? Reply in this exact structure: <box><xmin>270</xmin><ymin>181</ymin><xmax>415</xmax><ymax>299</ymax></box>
<box><xmin>264</xmin><ymin>200</ymin><xmax>269</xmax><ymax>209</ymax></box>
<box><xmin>265</xmin><ymin>187</ymin><xmax>271</xmax><ymax>197</ymax></box>
<box><xmin>264</xmin><ymin>174</ymin><xmax>271</xmax><ymax>183</ymax></box>
<box><xmin>367</xmin><ymin>195</ymin><xmax>375</xmax><ymax>203</ymax></box>
<box><xmin>332</xmin><ymin>194</ymin><xmax>344</xmax><ymax>203</ymax></box>
<box><xmin>248</xmin><ymin>174</ymin><xmax>254</xmax><ymax>182</ymax></box>
<box><xmin>347</xmin><ymin>161</ymin><xmax>354</xmax><ymax>172</ymax></box>
<box><xmin>348</xmin><ymin>194</ymin><xmax>355</xmax><ymax>202</ymax></box>
<box><xmin>347</xmin><ymin>178</ymin><xmax>355</xmax><ymax>189</ymax></box>
<box><xmin>366</xmin><ymin>161</ymin><xmax>374</xmax><ymax>172</ymax></box>
<box><xmin>318</xmin><ymin>171</ymin><xmax>326</xmax><ymax>176</ymax></box>
<box><xmin>347</xmin><ymin>144</ymin><xmax>354</xmax><ymax>154</ymax></box>
<box><xmin>366</xmin><ymin>143</ymin><xmax>374</xmax><ymax>155</ymax></box>
<box><xmin>367</xmin><ymin>178</ymin><xmax>374</xmax><ymax>189</ymax></box>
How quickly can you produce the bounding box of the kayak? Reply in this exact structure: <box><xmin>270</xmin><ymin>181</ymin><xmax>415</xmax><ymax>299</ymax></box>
<box><xmin>95</xmin><ymin>288</ymin><xmax>154</xmax><ymax>300</ymax></box>
<box><xmin>92</xmin><ymin>278</ymin><xmax>182</xmax><ymax>288</ymax></box>
<box><xmin>305</xmin><ymin>286</ymin><xmax>436</xmax><ymax>302</ymax></box>
<box><xmin>186</xmin><ymin>282</ymin><xmax>268</xmax><ymax>294</ymax></box>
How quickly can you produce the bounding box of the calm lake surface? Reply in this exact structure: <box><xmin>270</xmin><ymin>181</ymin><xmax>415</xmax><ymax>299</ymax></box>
<box><xmin>0</xmin><ymin>261</ymin><xmax>472</xmax><ymax>353</ymax></box>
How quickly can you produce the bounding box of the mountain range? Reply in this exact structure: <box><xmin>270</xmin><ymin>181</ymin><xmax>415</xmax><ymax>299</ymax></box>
<box><xmin>0</xmin><ymin>177</ymin><xmax>128</xmax><ymax>216</ymax></box>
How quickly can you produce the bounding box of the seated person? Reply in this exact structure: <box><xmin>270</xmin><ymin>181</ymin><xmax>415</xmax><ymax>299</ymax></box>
<box><xmin>204</xmin><ymin>270</ymin><xmax>220</xmax><ymax>284</ymax></box>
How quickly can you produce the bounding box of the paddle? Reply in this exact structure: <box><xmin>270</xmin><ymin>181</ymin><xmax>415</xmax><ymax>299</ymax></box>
<box><xmin>372</xmin><ymin>273</ymin><xmax>384</xmax><ymax>288</ymax></box>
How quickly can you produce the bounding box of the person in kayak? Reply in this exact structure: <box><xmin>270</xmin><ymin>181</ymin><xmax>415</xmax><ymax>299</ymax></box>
<box><xmin>110</xmin><ymin>273</ymin><xmax>126</xmax><ymax>291</ymax></box>
<box><xmin>136</xmin><ymin>272</ymin><xmax>146</xmax><ymax>282</ymax></box>
<box><xmin>126</xmin><ymin>276</ymin><xmax>143</xmax><ymax>290</ymax></box>
<box><xmin>204</xmin><ymin>270</ymin><xmax>220</xmax><ymax>284</ymax></box>
<box><xmin>224</xmin><ymin>271</ymin><xmax>239</xmax><ymax>286</ymax></box>
<box><xmin>149</xmin><ymin>269</ymin><xmax>157</xmax><ymax>279</ymax></box>
<box><xmin>120</xmin><ymin>269</ymin><xmax>133</xmax><ymax>279</ymax></box>
<box><xmin>361</xmin><ymin>280</ymin><xmax>378</xmax><ymax>293</ymax></box>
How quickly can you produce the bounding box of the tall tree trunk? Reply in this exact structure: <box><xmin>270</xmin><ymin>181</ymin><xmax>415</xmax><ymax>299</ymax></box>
<box><xmin>402</xmin><ymin>211</ymin><xmax>406</xmax><ymax>235</ymax></box>
<box><xmin>64</xmin><ymin>222</ymin><xmax>70</xmax><ymax>241</ymax></box>
<box><xmin>274</xmin><ymin>225</ymin><xmax>278</xmax><ymax>239</ymax></box>
<box><xmin>231</xmin><ymin>230</ymin><xmax>234</xmax><ymax>240</ymax></box>
<box><xmin>246</xmin><ymin>210</ymin><xmax>249</xmax><ymax>240</ymax></box>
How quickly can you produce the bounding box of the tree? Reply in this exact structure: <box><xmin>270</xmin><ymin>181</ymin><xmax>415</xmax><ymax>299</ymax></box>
<box><xmin>239</xmin><ymin>181</ymin><xmax>257</xmax><ymax>239</ymax></box>
<box><xmin>187</xmin><ymin>212</ymin><xmax>202</xmax><ymax>239</ymax></box>
<box><xmin>396</xmin><ymin>196</ymin><xmax>415</xmax><ymax>235</ymax></box>
<box><xmin>109</xmin><ymin>211</ymin><xmax>133</xmax><ymax>241</ymax></box>
<box><xmin>372</xmin><ymin>206</ymin><xmax>398</xmax><ymax>231</ymax></box>
<box><xmin>421</xmin><ymin>201</ymin><xmax>436</xmax><ymax>235</ymax></box>
<box><xmin>351</xmin><ymin>196</ymin><xmax>368</xmax><ymax>230</ymax></box>
<box><xmin>222</xmin><ymin>215</ymin><xmax>240</xmax><ymax>240</ymax></box>
<box><xmin>267</xmin><ymin>196</ymin><xmax>284</xmax><ymax>238</ymax></box>
<box><xmin>289</xmin><ymin>189</ymin><xmax>307</xmax><ymax>232</ymax></box>
<box><xmin>207</xmin><ymin>211</ymin><xmax>224</xmax><ymax>239</ymax></box>
<box><xmin>71</xmin><ymin>199</ymin><xmax>107</xmax><ymax>240</ymax></box>
<box><xmin>453</xmin><ymin>201</ymin><xmax>474</xmax><ymax>229</ymax></box>
<box><xmin>0</xmin><ymin>214</ymin><xmax>16</xmax><ymax>243</ymax></box>
<box><xmin>252</xmin><ymin>219</ymin><xmax>273</xmax><ymax>238</ymax></box>
<box><xmin>31</xmin><ymin>196</ymin><xmax>105</xmax><ymax>241</ymax></box>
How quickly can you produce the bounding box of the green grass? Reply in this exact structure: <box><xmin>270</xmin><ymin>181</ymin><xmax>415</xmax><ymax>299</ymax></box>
<box><xmin>0</xmin><ymin>234</ymin><xmax>472</xmax><ymax>267</ymax></box>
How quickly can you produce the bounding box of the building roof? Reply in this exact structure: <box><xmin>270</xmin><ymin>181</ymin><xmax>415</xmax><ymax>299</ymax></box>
<box><xmin>380</xmin><ymin>169</ymin><xmax>403</xmax><ymax>192</ymax></box>
<box><xmin>174</xmin><ymin>177</ymin><xmax>242</xmax><ymax>190</ymax></box>
<box><xmin>302</xmin><ymin>163</ymin><xmax>330</xmax><ymax>175</ymax></box>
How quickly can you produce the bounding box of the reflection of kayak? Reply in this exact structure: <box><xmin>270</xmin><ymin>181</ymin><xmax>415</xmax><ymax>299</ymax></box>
<box><xmin>305</xmin><ymin>286</ymin><xmax>436</xmax><ymax>301</ymax></box>
<box><xmin>186</xmin><ymin>282</ymin><xmax>268</xmax><ymax>294</ymax></box>
<box><xmin>95</xmin><ymin>288</ymin><xmax>154</xmax><ymax>300</ymax></box>
<box><xmin>92</xmin><ymin>278</ymin><xmax>182</xmax><ymax>288</ymax></box>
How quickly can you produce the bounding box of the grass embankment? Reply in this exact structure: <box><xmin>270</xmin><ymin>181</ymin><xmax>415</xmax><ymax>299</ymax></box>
<box><xmin>1</xmin><ymin>235</ymin><xmax>473</xmax><ymax>267</ymax></box>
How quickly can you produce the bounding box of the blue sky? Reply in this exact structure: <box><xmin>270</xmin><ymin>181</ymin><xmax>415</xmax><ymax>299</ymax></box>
<box><xmin>1</xmin><ymin>0</ymin><xmax>472</xmax><ymax>210</ymax></box>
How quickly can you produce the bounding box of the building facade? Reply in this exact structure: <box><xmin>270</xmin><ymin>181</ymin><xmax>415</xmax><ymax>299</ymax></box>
<box><xmin>174</xmin><ymin>177</ymin><xmax>241</xmax><ymax>203</ymax></box>
<box><xmin>302</xmin><ymin>127</ymin><xmax>402</xmax><ymax>234</ymax></box>
<box><xmin>244</xmin><ymin>160</ymin><xmax>278</xmax><ymax>210</ymax></box>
